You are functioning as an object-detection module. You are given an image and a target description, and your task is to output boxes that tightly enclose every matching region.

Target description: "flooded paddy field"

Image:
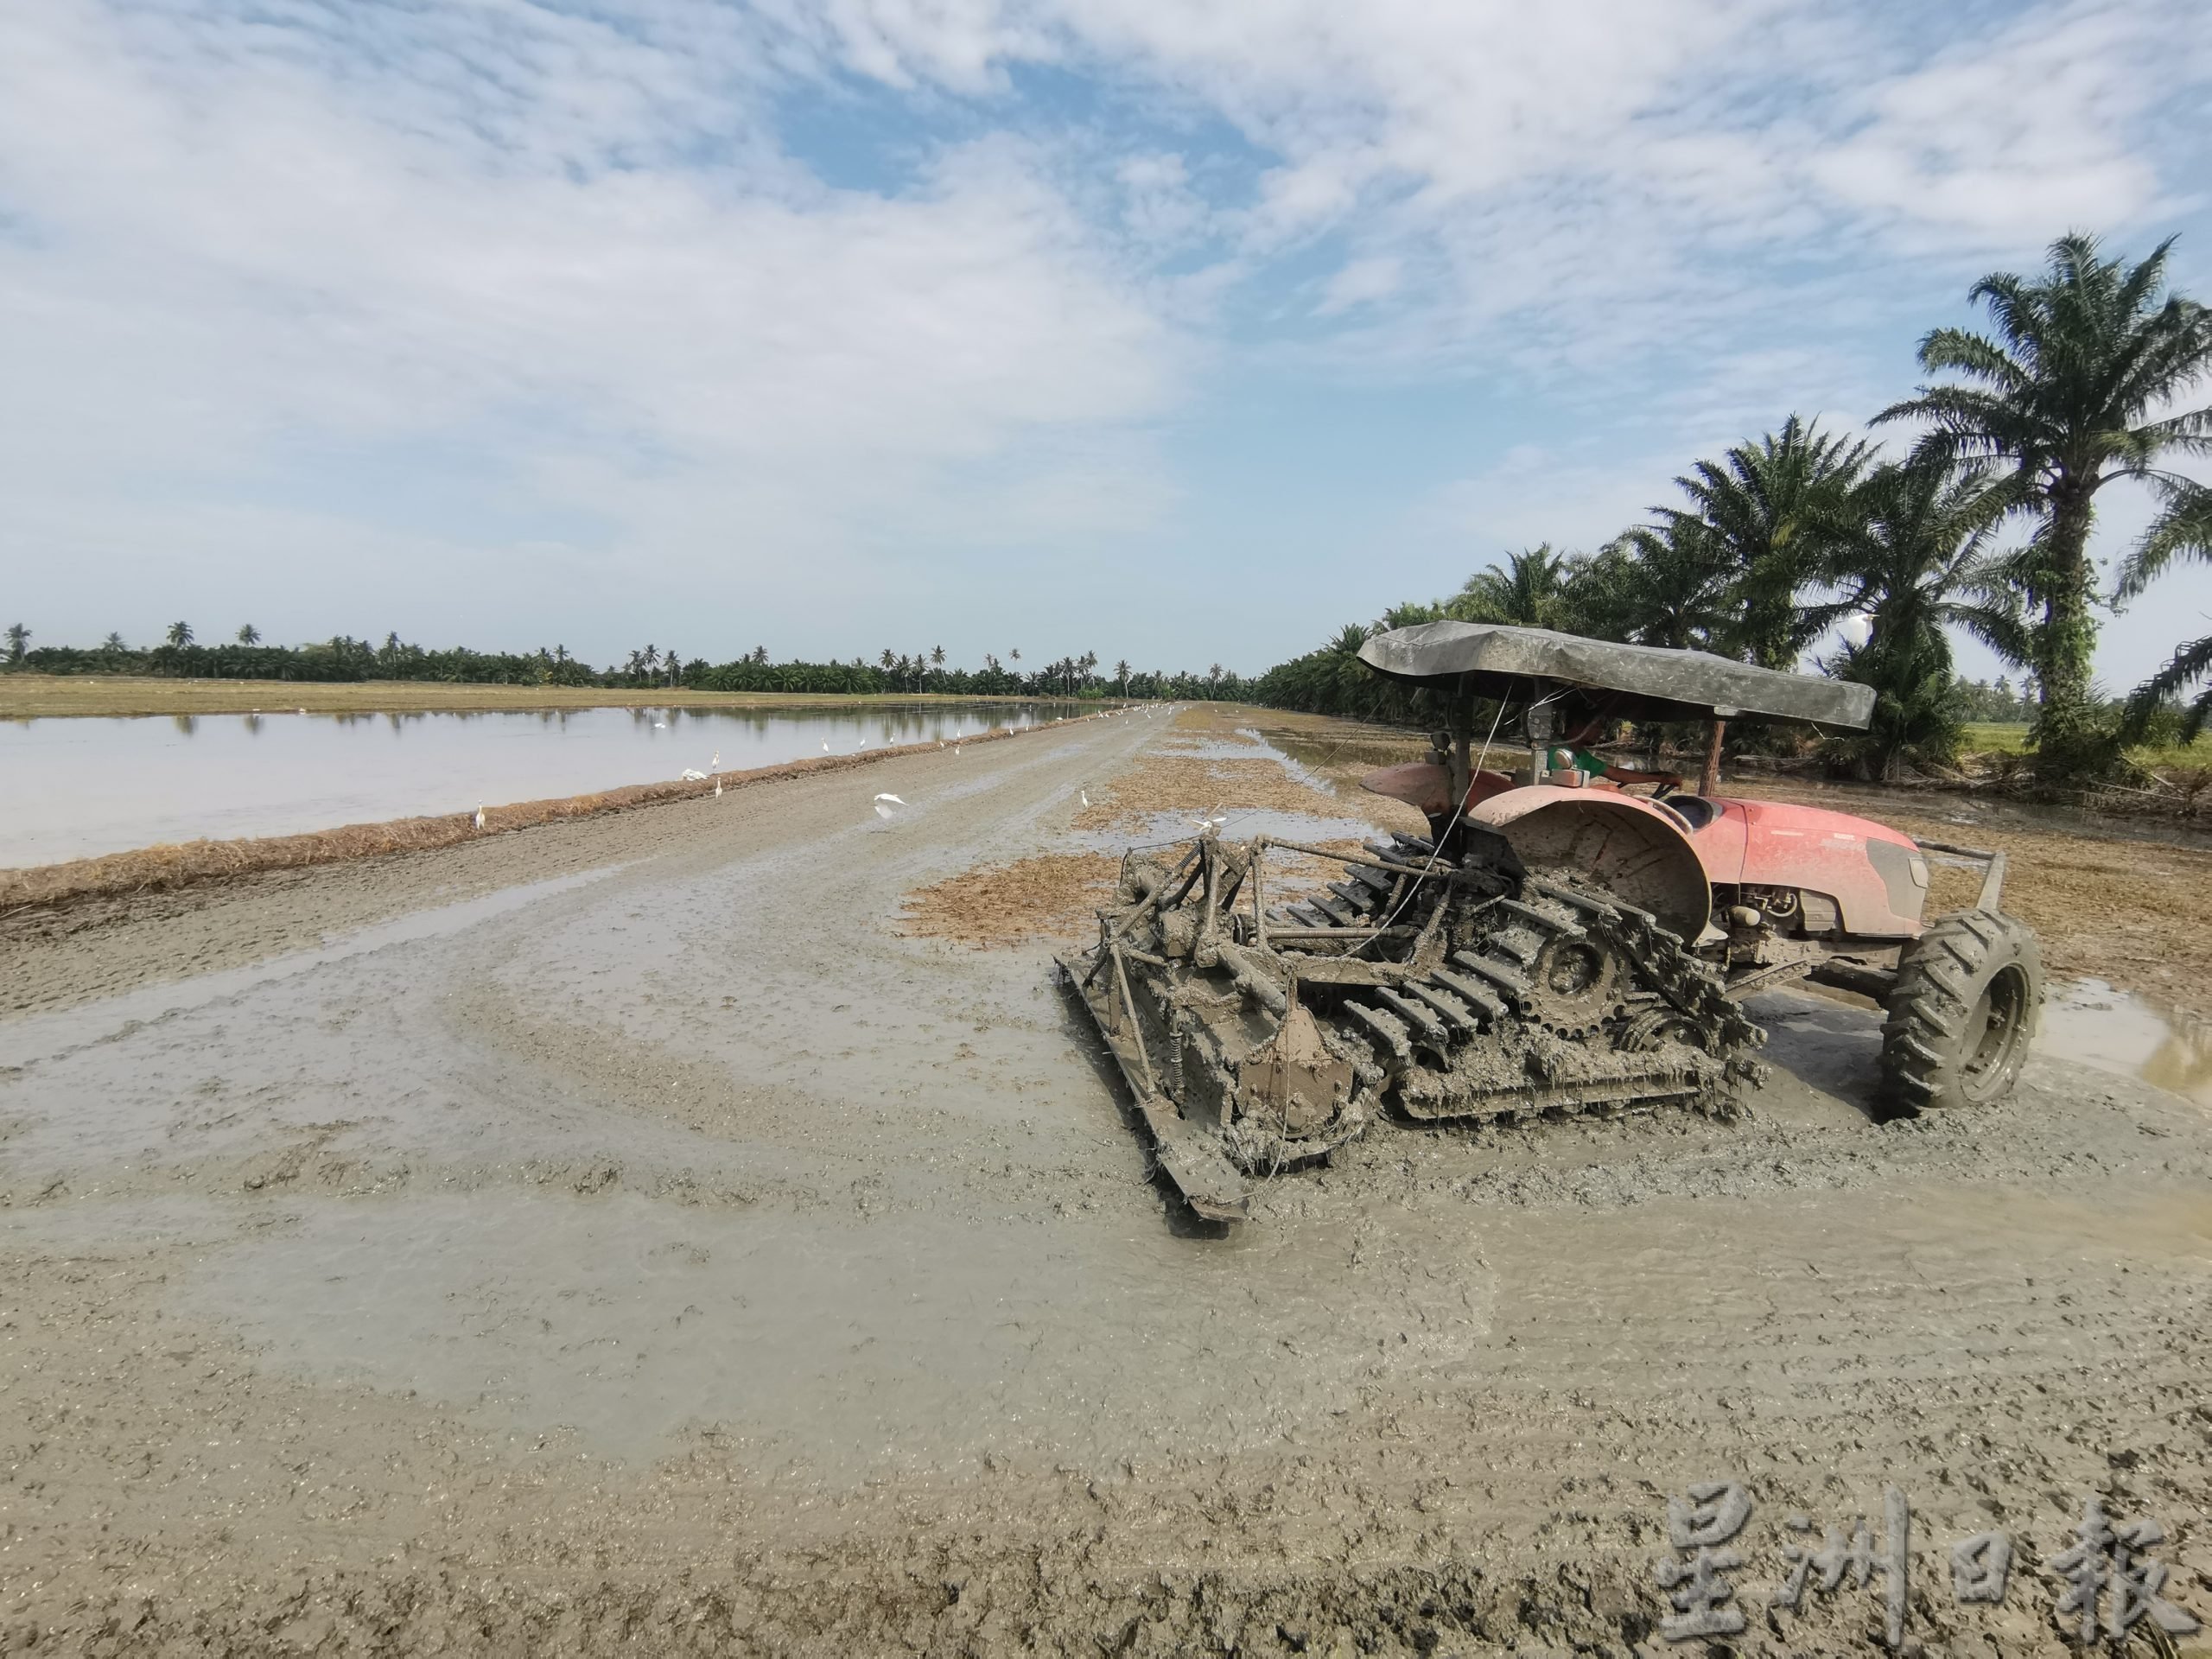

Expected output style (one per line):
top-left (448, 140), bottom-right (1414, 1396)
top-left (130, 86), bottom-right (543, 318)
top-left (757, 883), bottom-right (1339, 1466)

top-left (2, 707), bottom-right (2209, 1654)
top-left (0, 701), bottom-right (1073, 868)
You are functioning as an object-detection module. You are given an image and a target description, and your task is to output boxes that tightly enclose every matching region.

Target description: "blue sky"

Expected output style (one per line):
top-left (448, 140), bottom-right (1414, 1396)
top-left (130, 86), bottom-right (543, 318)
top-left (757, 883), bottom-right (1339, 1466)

top-left (3, 0), bottom-right (2211, 686)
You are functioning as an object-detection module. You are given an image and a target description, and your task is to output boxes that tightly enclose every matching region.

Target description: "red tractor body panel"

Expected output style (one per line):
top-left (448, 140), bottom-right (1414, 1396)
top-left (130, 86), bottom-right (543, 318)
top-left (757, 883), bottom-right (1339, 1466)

top-left (1705, 798), bottom-right (1925, 938)
top-left (1462, 784), bottom-right (1929, 943)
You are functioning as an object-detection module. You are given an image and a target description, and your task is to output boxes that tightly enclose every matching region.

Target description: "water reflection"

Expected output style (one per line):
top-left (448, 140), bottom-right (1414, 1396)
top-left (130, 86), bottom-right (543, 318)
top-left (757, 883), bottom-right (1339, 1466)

top-left (2, 702), bottom-right (1081, 868)
top-left (2043, 980), bottom-right (2212, 1109)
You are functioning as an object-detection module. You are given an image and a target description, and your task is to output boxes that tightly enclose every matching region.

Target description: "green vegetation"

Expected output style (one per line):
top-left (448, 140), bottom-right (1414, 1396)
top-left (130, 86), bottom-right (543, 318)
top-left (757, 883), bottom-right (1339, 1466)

top-left (1879, 234), bottom-right (2212, 777)
top-left (3, 632), bottom-right (1251, 705)
top-left (1258, 232), bottom-right (2212, 793)
top-left (1961, 722), bottom-right (2031, 754)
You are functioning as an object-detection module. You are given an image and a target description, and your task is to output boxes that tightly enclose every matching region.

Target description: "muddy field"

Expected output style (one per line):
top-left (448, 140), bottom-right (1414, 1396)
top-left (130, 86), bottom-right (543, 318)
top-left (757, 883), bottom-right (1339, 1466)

top-left (2, 707), bottom-right (2209, 1656)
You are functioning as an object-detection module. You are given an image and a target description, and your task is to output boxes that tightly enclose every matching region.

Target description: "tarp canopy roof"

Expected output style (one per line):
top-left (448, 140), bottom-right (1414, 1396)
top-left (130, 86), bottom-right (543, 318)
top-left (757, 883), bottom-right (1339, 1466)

top-left (1357, 621), bottom-right (1873, 730)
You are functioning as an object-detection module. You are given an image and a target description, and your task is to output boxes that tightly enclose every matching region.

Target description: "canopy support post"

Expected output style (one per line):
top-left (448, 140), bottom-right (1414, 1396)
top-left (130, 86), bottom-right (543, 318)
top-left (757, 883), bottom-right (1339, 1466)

top-left (1699, 718), bottom-right (1726, 796)
top-left (1447, 674), bottom-right (1473, 810)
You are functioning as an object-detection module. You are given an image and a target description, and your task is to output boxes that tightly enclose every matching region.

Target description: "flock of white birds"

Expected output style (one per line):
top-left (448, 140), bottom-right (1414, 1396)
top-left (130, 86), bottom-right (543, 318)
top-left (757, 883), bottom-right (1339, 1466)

top-left (465, 703), bottom-right (1179, 835)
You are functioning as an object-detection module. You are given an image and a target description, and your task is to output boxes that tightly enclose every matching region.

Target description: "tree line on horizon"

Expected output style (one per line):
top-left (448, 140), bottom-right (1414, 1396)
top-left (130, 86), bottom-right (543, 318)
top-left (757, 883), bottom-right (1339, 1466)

top-left (0, 622), bottom-right (1255, 704)
top-left (1255, 233), bottom-right (2212, 785)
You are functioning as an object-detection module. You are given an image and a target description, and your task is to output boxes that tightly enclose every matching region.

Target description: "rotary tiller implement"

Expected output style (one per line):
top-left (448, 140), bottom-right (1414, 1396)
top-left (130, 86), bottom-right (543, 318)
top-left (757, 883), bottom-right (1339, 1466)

top-left (1062, 623), bottom-right (2043, 1224)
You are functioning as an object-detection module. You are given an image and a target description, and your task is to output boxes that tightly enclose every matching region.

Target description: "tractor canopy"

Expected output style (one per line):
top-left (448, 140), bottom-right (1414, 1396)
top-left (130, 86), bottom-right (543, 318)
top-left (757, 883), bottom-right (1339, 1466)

top-left (1356, 621), bottom-right (1874, 730)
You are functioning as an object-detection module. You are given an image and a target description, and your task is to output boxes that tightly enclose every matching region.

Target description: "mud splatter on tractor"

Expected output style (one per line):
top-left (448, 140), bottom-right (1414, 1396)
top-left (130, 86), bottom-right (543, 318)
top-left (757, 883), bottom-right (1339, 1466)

top-left (1063, 623), bottom-right (2041, 1223)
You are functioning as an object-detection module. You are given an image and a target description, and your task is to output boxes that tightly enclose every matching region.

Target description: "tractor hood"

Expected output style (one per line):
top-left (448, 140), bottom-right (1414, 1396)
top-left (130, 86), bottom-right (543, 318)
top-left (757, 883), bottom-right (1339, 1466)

top-left (1357, 621), bottom-right (1874, 729)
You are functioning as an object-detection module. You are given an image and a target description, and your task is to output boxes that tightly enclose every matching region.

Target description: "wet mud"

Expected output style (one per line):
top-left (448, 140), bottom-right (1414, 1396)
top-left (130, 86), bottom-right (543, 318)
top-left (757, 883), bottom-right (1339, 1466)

top-left (2, 707), bottom-right (2209, 1656)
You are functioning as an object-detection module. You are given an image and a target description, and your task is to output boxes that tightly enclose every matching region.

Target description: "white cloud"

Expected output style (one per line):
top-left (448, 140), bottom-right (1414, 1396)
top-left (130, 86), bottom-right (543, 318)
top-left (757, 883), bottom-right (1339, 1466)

top-left (1808, 1), bottom-right (2195, 248)
top-left (3, 0), bottom-right (2210, 676)
top-left (1317, 256), bottom-right (1402, 315)
top-left (0, 0), bottom-right (1180, 658)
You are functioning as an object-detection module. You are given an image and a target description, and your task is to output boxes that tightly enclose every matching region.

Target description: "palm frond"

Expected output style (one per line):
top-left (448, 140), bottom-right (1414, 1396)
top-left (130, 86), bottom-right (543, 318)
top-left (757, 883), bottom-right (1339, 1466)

top-left (2116, 480), bottom-right (2212, 598)
top-left (2123, 632), bottom-right (2212, 743)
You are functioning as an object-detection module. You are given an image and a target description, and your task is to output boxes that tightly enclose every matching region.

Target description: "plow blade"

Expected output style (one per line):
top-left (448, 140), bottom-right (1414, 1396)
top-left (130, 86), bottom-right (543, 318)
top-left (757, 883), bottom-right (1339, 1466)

top-left (1059, 952), bottom-right (1253, 1222)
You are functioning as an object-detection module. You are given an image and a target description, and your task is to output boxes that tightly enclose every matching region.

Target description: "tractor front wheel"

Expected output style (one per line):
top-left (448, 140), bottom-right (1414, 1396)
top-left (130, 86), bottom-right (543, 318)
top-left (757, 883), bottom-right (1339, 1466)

top-left (1879, 912), bottom-right (2042, 1113)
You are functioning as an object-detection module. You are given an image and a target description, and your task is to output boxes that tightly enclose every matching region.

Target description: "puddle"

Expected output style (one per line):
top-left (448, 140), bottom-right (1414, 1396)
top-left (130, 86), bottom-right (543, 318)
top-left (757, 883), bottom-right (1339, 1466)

top-left (0, 702), bottom-right (1079, 867)
top-left (2041, 979), bottom-right (2212, 1108)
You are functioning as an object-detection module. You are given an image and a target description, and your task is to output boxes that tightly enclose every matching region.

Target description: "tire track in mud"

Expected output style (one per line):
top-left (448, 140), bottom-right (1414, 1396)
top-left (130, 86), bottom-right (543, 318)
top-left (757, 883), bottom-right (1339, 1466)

top-left (4, 708), bottom-right (2212, 1656)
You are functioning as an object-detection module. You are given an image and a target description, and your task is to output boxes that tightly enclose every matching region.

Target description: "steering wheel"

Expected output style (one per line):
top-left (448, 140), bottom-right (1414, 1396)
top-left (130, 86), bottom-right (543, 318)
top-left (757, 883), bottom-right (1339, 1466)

top-left (1651, 779), bottom-right (1680, 798)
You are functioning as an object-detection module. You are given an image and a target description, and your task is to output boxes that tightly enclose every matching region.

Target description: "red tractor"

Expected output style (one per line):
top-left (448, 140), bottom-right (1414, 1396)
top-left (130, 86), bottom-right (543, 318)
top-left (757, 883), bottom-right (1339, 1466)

top-left (1065, 622), bottom-right (2042, 1223)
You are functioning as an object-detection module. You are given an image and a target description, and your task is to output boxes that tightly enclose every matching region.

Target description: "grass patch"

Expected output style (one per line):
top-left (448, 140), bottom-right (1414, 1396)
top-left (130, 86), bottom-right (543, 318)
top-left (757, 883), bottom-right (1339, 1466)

top-left (2131, 735), bottom-right (2212, 776)
top-left (1961, 721), bottom-right (2031, 753)
top-left (1958, 721), bottom-right (2209, 776)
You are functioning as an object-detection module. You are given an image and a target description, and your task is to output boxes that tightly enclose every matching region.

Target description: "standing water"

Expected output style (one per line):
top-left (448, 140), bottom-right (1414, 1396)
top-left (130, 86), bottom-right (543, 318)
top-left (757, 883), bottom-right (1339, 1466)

top-left (3, 702), bottom-right (1077, 868)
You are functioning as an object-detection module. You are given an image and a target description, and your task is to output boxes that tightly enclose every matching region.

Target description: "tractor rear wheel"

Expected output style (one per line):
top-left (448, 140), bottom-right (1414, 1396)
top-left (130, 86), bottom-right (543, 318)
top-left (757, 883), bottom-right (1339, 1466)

top-left (1879, 911), bottom-right (2042, 1113)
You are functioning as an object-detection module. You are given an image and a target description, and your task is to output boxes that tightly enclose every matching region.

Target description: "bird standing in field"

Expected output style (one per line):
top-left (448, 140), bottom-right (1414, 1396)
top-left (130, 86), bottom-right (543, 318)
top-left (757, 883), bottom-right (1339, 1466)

top-left (474, 804), bottom-right (486, 830)
top-left (714, 777), bottom-right (723, 798)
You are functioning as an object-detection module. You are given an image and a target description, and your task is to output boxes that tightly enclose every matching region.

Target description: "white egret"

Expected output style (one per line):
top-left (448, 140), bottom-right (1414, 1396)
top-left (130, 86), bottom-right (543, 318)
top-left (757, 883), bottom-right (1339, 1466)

top-left (873, 792), bottom-right (906, 821)
top-left (714, 777), bottom-right (723, 798)
top-left (822, 739), bottom-right (831, 753)
top-left (1080, 789), bottom-right (1090, 807)
top-left (680, 768), bottom-right (709, 781)
top-left (474, 804), bottom-right (486, 830)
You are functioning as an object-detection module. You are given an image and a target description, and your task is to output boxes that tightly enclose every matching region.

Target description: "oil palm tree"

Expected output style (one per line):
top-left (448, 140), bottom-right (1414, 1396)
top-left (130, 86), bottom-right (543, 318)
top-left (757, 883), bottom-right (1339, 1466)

top-left (166, 620), bottom-right (194, 647)
top-left (1446, 544), bottom-right (1579, 628)
top-left (236, 624), bottom-right (260, 645)
top-left (1815, 461), bottom-right (2029, 779)
top-left (1661, 416), bottom-right (1872, 668)
top-left (2116, 488), bottom-right (2212, 741)
top-left (1877, 233), bottom-right (2212, 775)
top-left (1592, 520), bottom-right (1735, 652)
top-left (5, 623), bottom-right (29, 663)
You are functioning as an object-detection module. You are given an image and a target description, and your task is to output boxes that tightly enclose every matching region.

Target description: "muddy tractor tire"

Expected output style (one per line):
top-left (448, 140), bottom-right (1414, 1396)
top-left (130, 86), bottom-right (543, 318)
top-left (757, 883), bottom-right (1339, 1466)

top-left (1879, 911), bottom-right (2042, 1113)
